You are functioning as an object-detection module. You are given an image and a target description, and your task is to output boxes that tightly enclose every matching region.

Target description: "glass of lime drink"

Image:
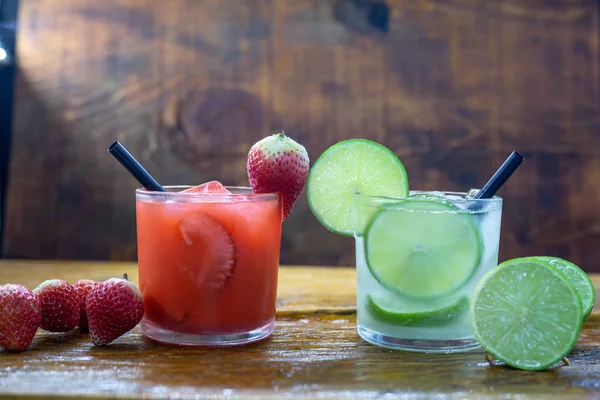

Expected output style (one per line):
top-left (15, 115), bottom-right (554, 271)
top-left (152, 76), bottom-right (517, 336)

top-left (354, 191), bottom-right (502, 352)
top-left (306, 140), bottom-right (522, 353)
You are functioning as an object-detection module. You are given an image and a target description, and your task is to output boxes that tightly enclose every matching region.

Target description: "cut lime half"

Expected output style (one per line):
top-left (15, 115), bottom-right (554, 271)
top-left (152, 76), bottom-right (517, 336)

top-left (470, 258), bottom-right (583, 371)
top-left (306, 139), bottom-right (408, 236)
top-left (533, 256), bottom-right (595, 321)
top-left (368, 294), bottom-right (468, 326)
top-left (365, 200), bottom-right (481, 299)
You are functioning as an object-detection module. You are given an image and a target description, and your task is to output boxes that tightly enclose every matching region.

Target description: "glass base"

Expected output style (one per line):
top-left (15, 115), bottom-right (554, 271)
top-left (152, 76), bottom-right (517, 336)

top-left (141, 318), bottom-right (275, 347)
top-left (358, 325), bottom-right (481, 353)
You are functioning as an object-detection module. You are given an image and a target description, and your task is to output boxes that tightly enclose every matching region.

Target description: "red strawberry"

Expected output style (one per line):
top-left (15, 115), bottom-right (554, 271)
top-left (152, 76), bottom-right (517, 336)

top-left (247, 132), bottom-right (309, 219)
top-left (73, 280), bottom-right (98, 333)
top-left (86, 273), bottom-right (145, 346)
top-left (0, 284), bottom-right (41, 351)
top-left (33, 279), bottom-right (79, 332)
top-left (178, 211), bottom-right (237, 291)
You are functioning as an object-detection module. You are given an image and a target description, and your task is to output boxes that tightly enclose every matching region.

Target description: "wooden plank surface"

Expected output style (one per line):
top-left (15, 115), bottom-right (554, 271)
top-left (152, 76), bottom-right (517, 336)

top-left (4, 0), bottom-right (600, 272)
top-left (0, 260), bottom-right (598, 399)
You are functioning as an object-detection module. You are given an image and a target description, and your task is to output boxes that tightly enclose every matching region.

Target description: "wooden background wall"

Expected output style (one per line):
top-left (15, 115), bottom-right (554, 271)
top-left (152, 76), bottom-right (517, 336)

top-left (4, 0), bottom-right (600, 272)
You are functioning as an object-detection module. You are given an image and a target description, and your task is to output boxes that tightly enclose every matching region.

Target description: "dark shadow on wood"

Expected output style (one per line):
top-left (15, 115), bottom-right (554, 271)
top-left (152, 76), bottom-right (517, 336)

top-left (2, 71), bottom-right (70, 259)
top-left (0, 0), bottom-right (18, 257)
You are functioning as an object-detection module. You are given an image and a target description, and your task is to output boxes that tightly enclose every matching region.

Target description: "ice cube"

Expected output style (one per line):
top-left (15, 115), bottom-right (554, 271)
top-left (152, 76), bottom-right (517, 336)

top-left (465, 188), bottom-right (480, 199)
top-left (409, 191), bottom-right (447, 201)
top-left (181, 181), bottom-right (231, 194)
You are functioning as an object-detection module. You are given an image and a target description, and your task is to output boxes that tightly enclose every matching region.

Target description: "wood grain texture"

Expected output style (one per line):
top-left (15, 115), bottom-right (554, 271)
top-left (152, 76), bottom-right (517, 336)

top-left (4, 0), bottom-right (600, 271)
top-left (0, 261), bottom-right (598, 399)
top-left (0, 260), bottom-right (357, 314)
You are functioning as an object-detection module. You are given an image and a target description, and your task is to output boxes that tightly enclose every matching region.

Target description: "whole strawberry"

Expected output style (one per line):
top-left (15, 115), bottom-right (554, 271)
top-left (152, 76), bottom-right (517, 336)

top-left (87, 273), bottom-right (144, 346)
top-left (0, 284), bottom-right (41, 351)
top-left (73, 279), bottom-right (98, 333)
top-left (33, 279), bottom-right (79, 332)
top-left (247, 131), bottom-right (309, 219)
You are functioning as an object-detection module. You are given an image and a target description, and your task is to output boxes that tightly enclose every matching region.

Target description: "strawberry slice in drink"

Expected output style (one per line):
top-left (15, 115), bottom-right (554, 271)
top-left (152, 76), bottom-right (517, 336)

top-left (179, 181), bottom-right (236, 289)
top-left (178, 212), bottom-right (237, 291)
top-left (181, 181), bottom-right (231, 194)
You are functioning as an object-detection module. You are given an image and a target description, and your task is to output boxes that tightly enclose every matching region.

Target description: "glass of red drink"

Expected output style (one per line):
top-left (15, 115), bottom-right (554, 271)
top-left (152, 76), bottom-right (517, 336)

top-left (136, 184), bottom-right (282, 346)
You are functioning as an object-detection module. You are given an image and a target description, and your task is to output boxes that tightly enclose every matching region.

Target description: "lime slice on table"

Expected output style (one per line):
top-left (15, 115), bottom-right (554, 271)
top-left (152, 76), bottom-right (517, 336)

top-left (368, 294), bottom-right (469, 326)
top-left (306, 139), bottom-right (409, 236)
top-left (470, 258), bottom-right (583, 371)
top-left (365, 200), bottom-right (482, 299)
top-left (533, 256), bottom-right (595, 321)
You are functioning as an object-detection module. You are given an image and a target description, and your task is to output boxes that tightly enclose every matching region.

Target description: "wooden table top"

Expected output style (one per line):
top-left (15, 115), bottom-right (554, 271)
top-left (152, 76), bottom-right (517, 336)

top-left (0, 260), bottom-right (598, 399)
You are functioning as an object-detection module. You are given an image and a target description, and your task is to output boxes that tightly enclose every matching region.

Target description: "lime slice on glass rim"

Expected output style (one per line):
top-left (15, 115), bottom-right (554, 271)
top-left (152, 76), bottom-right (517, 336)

top-left (470, 258), bottom-right (583, 371)
top-left (368, 294), bottom-right (469, 326)
top-left (365, 199), bottom-right (482, 299)
top-left (532, 256), bottom-right (595, 321)
top-left (306, 139), bottom-right (409, 236)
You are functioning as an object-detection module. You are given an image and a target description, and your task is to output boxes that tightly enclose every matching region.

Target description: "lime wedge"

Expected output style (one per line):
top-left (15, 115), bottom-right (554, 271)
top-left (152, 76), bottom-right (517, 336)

top-left (365, 200), bottom-right (481, 298)
top-left (368, 294), bottom-right (468, 326)
top-left (470, 258), bottom-right (583, 371)
top-left (306, 139), bottom-right (408, 236)
top-left (533, 256), bottom-right (595, 321)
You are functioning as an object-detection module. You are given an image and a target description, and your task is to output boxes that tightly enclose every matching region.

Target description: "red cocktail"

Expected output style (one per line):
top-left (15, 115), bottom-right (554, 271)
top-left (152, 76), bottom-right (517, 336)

top-left (136, 183), bottom-right (281, 346)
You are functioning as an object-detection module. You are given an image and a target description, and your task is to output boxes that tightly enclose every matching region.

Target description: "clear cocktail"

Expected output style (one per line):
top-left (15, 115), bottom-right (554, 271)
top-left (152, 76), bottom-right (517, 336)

top-left (136, 185), bottom-right (282, 346)
top-left (354, 191), bottom-right (502, 352)
top-left (306, 139), bottom-right (508, 353)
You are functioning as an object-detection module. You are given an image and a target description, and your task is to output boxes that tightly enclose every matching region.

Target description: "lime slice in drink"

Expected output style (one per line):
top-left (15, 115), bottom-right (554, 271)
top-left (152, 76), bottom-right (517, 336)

top-left (365, 200), bottom-right (481, 298)
top-left (533, 256), bottom-right (595, 321)
top-left (368, 294), bottom-right (468, 326)
top-left (306, 139), bottom-right (408, 236)
top-left (470, 258), bottom-right (583, 371)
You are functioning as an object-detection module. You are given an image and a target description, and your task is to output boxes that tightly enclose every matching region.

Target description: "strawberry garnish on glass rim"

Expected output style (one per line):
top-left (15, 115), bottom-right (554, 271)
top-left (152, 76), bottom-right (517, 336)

top-left (246, 131), bottom-right (309, 220)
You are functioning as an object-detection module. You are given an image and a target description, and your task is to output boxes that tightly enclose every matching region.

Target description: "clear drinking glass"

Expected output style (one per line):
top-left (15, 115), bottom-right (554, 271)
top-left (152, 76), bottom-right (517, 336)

top-left (136, 186), bottom-right (282, 346)
top-left (354, 191), bottom-right (502, 352)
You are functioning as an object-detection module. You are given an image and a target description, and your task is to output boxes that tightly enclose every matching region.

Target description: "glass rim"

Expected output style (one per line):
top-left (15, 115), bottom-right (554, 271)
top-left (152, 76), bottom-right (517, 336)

top-left (136, 185), bottom-right (279, 201)
top-left (355, 190), bottom-right (502, 203)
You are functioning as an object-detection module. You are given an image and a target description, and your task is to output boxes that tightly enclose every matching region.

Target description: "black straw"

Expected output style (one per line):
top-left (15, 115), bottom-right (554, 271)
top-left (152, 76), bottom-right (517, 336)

top-left (108, 141), bottom-right (166, 192)
top-left (472, 151), bottom-right (524, 199)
